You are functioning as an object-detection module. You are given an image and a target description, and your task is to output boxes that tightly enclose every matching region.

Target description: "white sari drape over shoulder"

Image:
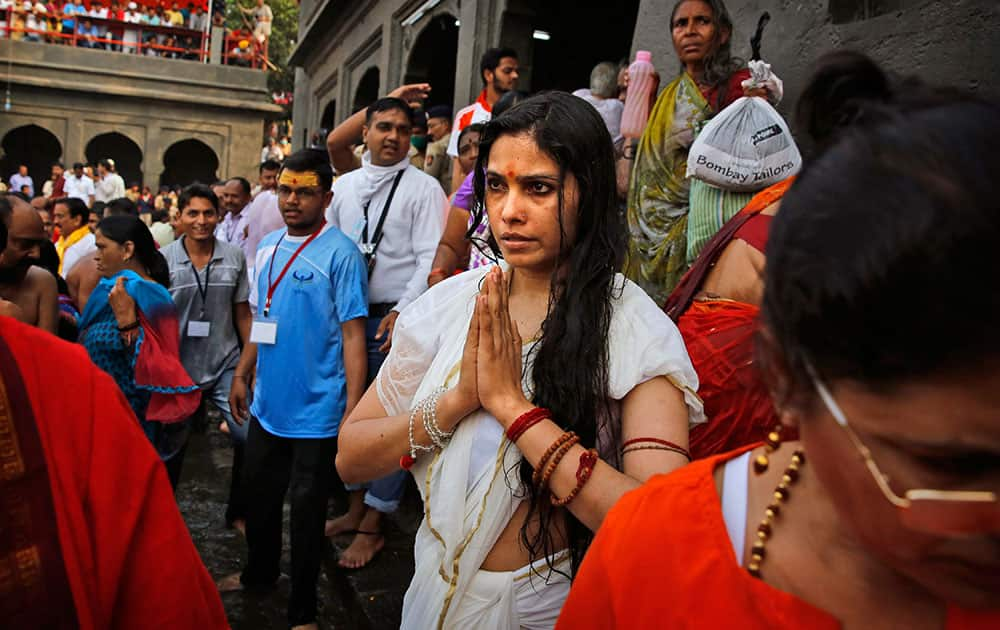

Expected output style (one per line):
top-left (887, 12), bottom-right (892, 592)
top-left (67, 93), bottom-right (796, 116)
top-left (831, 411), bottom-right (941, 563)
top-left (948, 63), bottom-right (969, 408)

top-left (376, 264), bottom-right (704, 630)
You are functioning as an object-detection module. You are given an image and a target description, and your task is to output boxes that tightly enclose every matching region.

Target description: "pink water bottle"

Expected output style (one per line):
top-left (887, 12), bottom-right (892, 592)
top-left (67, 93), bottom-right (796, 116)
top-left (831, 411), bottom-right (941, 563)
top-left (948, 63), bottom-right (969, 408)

top-left (621, 50), bottom-right (656, 139)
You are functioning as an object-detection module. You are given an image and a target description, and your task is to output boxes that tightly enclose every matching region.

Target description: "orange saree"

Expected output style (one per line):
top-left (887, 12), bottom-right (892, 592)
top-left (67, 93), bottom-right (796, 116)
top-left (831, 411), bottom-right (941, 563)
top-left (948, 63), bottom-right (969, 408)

top-left (557, 450), bottom-right (1000, 629)
top-left (0, 317), bottom-right (228, 629)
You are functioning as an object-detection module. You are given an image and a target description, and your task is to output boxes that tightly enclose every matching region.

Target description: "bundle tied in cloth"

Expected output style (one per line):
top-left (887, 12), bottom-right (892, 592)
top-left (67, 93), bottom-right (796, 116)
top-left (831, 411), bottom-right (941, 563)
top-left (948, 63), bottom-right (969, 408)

top-left (686, 59), bottom-right (801, 192)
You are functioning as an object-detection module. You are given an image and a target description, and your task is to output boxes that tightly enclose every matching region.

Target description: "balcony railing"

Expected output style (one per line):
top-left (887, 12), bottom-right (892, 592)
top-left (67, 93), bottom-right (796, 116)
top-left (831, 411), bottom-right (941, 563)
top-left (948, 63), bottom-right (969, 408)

top-left (0, 8), bottom-right (268, 69)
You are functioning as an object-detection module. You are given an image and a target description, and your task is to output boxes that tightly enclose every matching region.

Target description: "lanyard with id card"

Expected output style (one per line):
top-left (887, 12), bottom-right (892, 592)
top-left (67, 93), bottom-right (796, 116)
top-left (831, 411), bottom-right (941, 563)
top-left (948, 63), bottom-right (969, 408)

top-left (182, 239), bottom-right (214, 338)
top-left (360, 170), bottom-right (405, 278)
top-left (251, 222), bottom-right (326, 345)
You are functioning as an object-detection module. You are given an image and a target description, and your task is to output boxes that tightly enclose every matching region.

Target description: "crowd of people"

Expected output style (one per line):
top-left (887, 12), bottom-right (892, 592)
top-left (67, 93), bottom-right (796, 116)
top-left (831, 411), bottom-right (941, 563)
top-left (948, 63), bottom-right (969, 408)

top-left (0, 0), bottom-right (270, 63)
top-left (1, 0), bottom-right (998, 628)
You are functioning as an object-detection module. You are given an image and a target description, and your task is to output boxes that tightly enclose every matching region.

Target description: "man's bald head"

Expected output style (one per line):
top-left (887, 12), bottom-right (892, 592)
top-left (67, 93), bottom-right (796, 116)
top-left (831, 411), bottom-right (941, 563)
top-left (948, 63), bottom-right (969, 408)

top-left (10, 198), bottom-right (45, 235)
top-left (0, 196), bottom-right (46, 276)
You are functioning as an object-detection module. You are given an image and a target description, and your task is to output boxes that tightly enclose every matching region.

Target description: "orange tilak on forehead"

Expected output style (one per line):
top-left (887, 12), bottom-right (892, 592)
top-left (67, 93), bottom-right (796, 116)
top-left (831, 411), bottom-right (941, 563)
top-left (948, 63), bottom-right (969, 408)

top-left (278, 170), bottom-right (320, 187)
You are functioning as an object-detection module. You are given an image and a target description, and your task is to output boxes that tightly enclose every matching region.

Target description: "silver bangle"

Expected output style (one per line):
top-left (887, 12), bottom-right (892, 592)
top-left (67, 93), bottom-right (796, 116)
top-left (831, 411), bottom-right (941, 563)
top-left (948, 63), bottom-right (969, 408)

top-left (420, 386), bottom-right (452, 449)
top-left (408, 402), bottom-right (435, 460)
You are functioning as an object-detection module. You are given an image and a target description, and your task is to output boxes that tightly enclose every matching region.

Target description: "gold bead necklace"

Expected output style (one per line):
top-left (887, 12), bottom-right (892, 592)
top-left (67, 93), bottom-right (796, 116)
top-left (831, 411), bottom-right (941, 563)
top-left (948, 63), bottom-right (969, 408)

top-left (747, 449), bottom-right (805, 578)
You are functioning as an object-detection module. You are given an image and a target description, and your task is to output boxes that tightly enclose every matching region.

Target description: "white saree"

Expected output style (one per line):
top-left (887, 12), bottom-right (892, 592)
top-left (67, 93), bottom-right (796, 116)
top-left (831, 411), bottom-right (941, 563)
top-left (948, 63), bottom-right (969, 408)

top-left (376, 264), bottom-right (704, 630)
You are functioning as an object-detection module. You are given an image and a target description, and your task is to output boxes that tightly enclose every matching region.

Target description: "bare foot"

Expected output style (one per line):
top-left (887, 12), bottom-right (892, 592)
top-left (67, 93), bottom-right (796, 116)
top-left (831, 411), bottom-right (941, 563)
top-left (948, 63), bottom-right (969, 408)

top-left (219, 421), bottom-right (230, 435)
top-left (231, 518), bottom-right (246, 536)
top-left (337, 531), bottom-right (384, 569)
top-left (291, 624), bottom-right (318, 630)
top-left (325, 512), bottom-right (362, 537)
top-left (216, 572), bottom-right (243, 592)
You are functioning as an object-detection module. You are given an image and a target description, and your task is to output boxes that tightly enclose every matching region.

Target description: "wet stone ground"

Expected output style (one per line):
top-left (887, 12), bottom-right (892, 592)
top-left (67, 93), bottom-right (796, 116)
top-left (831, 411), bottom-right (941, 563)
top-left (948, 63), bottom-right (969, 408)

top-left (176, 423), bottom-right (418, 630)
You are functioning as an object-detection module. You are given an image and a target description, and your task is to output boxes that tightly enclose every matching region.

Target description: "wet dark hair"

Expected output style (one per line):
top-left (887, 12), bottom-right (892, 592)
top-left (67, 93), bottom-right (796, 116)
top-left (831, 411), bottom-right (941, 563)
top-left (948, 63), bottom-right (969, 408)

top-left (281, 148), bottom-right (334, 192)
top-left (364, 97), bottom-right (412, 125)
top-left (670, 0), bottom-right (743, 105)
top-left (226, 176), bottom-right (252, 197)
top-left (471, 91), bottom-right (625, 577)
top-left (178, 183), bottom-right (219, 213)
top-left (762, 53), bottom-right (999, 408)
top-left (105, 197), bottom-right (139, 217)
top-left (96, 215), bottom-right (170, 288)
top-left (53, 197), bottom-right (89, 227)
top-left (480, 47), bottom-right (518, 84)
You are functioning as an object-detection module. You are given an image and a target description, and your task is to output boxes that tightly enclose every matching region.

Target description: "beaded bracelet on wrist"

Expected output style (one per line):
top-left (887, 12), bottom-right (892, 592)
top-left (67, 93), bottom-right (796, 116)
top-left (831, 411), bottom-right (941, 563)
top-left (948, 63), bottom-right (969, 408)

top-left (532, 431), bottom-right (576, 487)
top-left (538, 434), bottom-right (580, 491)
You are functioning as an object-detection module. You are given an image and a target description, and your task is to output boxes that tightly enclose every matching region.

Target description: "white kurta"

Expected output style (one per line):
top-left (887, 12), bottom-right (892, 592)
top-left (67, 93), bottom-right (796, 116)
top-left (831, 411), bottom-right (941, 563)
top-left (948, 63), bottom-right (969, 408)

top-left (376, 264), bottom-right (704, 629)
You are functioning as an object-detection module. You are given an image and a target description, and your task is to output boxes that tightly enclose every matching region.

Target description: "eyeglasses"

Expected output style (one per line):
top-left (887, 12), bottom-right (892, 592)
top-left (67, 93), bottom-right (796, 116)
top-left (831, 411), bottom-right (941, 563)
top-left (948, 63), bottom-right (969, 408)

top-left (809, 366), bottom-right (1000, 536)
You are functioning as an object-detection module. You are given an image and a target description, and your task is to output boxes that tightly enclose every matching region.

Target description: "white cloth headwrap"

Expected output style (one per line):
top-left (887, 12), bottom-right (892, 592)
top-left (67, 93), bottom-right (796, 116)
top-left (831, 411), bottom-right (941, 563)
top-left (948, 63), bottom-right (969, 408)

top-left (356, 151), bottom-right (410, 210)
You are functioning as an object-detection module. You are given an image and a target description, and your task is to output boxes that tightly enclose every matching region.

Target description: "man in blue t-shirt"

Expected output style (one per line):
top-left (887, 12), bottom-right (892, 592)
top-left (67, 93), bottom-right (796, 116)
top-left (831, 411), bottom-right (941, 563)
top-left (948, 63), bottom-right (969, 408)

top-left (222, 149), bottom-right (368, 629)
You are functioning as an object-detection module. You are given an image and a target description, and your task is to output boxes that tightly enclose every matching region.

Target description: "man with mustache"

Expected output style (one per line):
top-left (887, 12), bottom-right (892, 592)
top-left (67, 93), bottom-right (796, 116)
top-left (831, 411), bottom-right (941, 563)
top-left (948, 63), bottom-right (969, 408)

top-left (324, 96), bottom-right (447, 569)
top-left (0, 194), bottom-right (58, 334)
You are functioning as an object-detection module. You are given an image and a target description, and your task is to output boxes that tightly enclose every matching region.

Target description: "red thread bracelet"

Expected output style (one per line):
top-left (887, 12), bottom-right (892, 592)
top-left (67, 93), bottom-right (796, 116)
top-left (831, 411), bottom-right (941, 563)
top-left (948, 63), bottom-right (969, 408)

top-left (506, 407), bottom-right (551, 442)
top-left (622, 437), bottom-right (691, 461)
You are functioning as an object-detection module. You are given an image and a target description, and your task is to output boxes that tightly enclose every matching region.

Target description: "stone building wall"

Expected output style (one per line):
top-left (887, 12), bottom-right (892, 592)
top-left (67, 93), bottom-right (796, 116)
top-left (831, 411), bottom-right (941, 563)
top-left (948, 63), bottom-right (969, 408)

top-left (630, 0), bottom-right (1000, 120)
top-left (0, 40), bottom-right (280, 188)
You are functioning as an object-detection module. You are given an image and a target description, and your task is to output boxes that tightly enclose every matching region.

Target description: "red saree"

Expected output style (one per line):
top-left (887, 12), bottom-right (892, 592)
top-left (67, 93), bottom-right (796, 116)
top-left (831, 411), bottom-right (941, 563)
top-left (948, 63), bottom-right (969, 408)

top-left (0, 317), bottom-right (228, 629)
top-left (557, 450), bottom-right (1000, 629)
top-left (664, 179), bottom-right (795, 458)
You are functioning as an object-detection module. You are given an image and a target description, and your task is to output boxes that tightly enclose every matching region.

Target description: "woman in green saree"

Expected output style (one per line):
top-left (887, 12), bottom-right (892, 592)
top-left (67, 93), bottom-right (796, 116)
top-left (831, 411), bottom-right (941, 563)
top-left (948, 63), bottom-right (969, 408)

top-left (624, 0), bottom-right (757, 304)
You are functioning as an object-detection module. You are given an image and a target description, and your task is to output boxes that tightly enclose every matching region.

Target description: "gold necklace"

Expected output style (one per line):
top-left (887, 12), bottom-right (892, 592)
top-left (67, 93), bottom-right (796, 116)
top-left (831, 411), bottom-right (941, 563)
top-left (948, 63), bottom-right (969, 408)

top-left (748, 450), bottom-right (805, 578)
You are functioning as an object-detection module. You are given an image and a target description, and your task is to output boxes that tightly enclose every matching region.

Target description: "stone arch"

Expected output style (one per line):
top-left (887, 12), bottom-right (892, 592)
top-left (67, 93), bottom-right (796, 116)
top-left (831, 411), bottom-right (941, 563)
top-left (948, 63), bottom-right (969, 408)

top-left (85, 132), bottom-right (144, 188)
top-left (511, 0), bottom-right (640, 93)
top-left (320, 99), bottom-right (337, 131)
top-left (404, 13), bottom-right (459, 111)
top-left (352, 66), bottom-right (380, 113)
top-left (160, 139), bottom-right (219, 188)
top-left (0, 125), bottom-right (62, 196)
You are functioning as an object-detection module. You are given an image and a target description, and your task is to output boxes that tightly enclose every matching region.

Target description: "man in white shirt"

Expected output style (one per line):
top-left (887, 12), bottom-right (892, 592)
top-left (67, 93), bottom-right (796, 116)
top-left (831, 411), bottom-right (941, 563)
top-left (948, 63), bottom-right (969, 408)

top-left (122, 2), bottom-right (142, 53)
top-left (218, 177), bottom-right (251, 249)
top-left (324, 96), bottom-right (446, 569)
top-left (94, 159), bottom-right (126, 204)
top-left (573, 61), bottom-right (625, 145)
top-left (52, 197), bottom-right (96, 276)
top-left (9, 165), bottom-right (34, 198)
top-left (246, 0), bottom-right (271, 44)
top-left (242, 159), bottom-right (282, 280)
top-left (63, 162), bottom-right (95, 207)
top-left (446, 47), bottom-right (519, 191)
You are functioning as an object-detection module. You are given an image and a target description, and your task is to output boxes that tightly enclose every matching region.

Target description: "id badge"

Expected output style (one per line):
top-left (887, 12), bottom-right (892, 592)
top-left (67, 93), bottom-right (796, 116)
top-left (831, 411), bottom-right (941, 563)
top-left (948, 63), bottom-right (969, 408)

top-left (187, 320), bottom-right (211, 337)
top-left (250, 318), bottom-right (278, 345)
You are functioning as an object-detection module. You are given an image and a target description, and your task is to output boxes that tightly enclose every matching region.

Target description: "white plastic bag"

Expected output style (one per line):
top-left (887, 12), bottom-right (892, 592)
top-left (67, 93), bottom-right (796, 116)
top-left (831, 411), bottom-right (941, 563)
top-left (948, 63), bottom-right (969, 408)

top-left (686, 96), bottom-right (801, 192)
